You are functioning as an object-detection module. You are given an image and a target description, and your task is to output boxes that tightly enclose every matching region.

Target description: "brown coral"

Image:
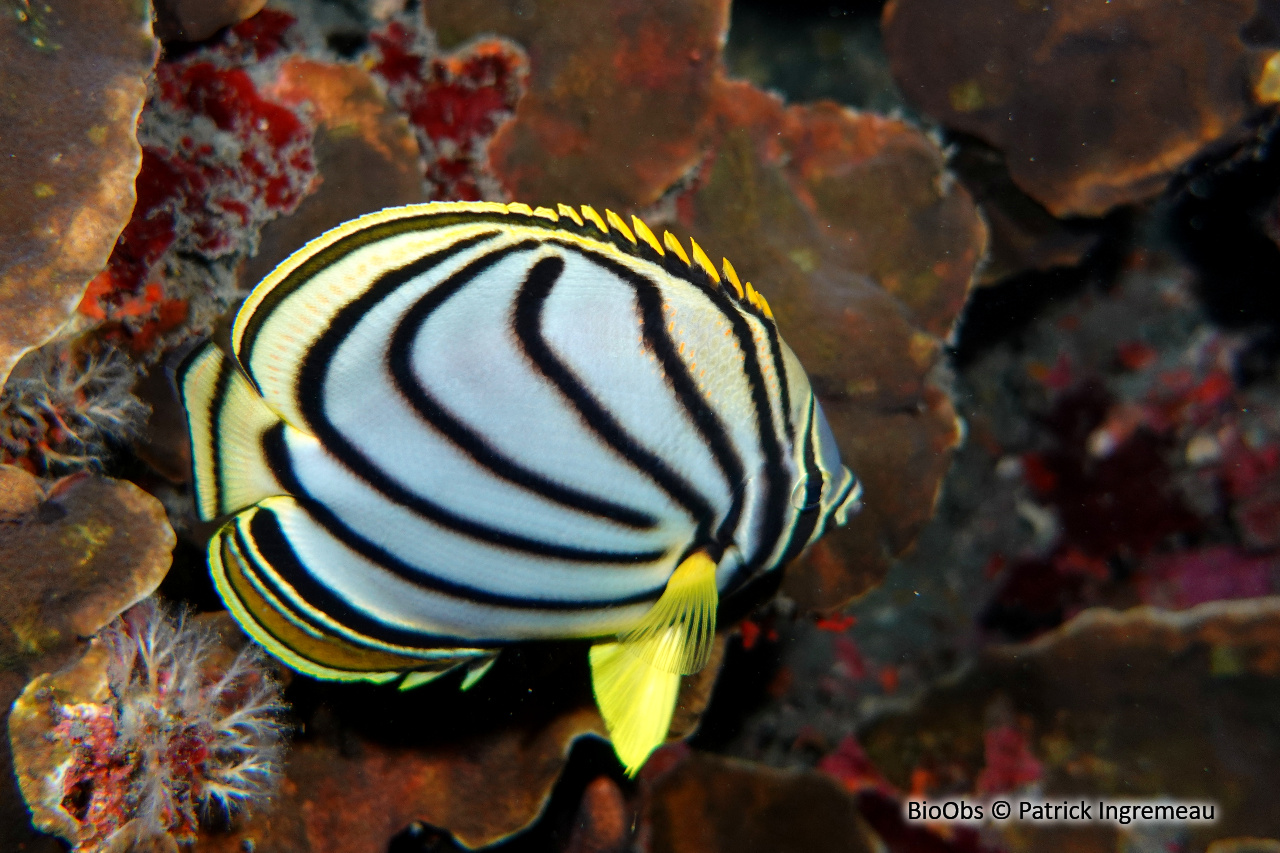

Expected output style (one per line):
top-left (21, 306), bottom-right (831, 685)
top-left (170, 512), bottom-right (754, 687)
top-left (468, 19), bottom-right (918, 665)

top-left (0, 465), bottom-right (175, 851)
top-left (0, 0), bottom-right (158, 386)
top-left (883, 0), bottom-right (1271, 217)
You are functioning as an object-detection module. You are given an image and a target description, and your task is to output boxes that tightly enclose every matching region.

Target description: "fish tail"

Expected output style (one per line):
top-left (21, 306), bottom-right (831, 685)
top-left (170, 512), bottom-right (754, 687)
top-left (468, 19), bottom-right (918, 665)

top-left (177, 342), bottom-right (283, 520)
top-left (589, 550), bottom-right (719, 775)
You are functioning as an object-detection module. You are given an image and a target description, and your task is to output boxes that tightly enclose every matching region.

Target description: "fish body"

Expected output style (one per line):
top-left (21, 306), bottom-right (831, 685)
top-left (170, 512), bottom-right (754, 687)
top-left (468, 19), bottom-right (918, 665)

top-left (178, 201), bottom-right (861, 773)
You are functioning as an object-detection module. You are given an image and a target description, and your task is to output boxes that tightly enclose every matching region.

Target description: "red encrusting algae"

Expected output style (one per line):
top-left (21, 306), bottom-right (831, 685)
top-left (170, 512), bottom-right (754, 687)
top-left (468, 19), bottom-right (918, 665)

top-left (367, 19), bottom-right (527, 201)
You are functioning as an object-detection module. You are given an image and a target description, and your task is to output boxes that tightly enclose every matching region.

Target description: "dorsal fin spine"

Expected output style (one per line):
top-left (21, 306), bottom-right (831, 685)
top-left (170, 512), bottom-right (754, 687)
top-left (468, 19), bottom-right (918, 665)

top-left (580, 205), bottom-right (609, 234)
top-left (557, 203), bottom-right (585, 226)
top-left (688, 238), bottom-right (720, 283)
top-left (631, 216), bottom-right (664, 256)
top-left (663, 231), bottom-right (692, 266)
top-left (506, 202), bottom-right (534, 216)
top-left (721, 258), bottom-right (745, 299)
top-left (605, 209), bottom-right (638, 244)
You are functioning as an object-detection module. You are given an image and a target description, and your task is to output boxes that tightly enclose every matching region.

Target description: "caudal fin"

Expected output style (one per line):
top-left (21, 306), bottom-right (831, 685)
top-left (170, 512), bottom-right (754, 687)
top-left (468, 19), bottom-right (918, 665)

top-left (177, 342), bottom-right (284, 520)
top-left (589, 550), bottom-right (719, 775)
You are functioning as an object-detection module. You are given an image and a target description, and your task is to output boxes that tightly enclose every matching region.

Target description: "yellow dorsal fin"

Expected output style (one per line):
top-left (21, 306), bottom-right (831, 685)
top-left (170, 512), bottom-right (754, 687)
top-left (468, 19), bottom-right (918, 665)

top-left (663, 231), bottom-right (692, 266)
top-left (688, 239), bottom-right (721, 284)
top-left (745, 282), bottom-right (761, 309)
top-left (721, 258), bottom-right (745, 299)
top-left (506, 202), bottom-right (534, 216)
top-left (557, 203), bottom-right (584, 226)
top-left (532, 206), bottom-right (558, 221)
top-left (580, 205), bottom-right (608, 234)
top-left (756, 290), bottom-right (774, 318)
top-left (589, 641), bottom-right (681, 776)
top-left (620, 550), bottom-right (718, 674)
top-left (632, 215), bottom-right (664, 256)
top-left (606, 209), bottom-right (637, 244)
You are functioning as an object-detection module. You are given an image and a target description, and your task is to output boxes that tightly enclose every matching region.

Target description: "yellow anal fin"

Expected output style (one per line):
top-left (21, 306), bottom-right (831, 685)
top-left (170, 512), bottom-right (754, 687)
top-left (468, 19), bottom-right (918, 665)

top-left (589, 641), bottom-right (681, 776)
top-left (619, 550), bottom-right (718, 675)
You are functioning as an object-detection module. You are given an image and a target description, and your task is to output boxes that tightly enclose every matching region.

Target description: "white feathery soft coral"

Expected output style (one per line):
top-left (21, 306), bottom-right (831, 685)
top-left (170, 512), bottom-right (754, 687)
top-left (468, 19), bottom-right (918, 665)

top-left (53, 598), bottom-right (288, 851)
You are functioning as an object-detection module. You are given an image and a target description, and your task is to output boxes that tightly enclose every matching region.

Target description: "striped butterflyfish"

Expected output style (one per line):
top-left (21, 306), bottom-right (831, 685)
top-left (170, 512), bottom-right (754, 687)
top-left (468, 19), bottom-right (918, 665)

top-left (178, 201), bottom-right (861, 774)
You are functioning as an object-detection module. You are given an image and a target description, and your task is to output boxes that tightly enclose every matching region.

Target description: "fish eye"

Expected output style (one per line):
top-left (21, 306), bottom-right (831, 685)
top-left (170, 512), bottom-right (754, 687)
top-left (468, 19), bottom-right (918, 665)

top-left (790, 476), bottom-right (822, 511)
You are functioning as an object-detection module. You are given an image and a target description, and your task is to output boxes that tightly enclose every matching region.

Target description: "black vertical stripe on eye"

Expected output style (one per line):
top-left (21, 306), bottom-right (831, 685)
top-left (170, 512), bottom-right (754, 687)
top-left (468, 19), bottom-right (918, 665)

top-left (385, 259), bottom-right (659, 531)
top-left (512, 253), bottom-right (719, 543)
top-left (260, 423), bottom-right (666, 611)
top-left (290, 237), bottom-right (662, 564)
top-left (548, 244), bottom-right (747, 549)
top-left (766, 397), bottom-right (826, 581)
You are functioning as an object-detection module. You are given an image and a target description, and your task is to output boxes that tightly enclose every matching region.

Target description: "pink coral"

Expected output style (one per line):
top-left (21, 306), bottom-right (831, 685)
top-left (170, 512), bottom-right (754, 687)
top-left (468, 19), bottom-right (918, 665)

top-left (50, 600), bottom-right (286, 851)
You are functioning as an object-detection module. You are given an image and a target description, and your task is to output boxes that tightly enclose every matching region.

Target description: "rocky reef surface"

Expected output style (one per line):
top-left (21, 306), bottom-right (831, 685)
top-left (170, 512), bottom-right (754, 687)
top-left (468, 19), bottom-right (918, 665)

top-left (3, 0), bottom-right (1279, 851)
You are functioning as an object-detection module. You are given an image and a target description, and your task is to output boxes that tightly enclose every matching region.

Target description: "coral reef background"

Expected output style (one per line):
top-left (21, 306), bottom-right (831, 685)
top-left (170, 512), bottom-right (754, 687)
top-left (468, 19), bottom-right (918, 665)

top-left (5, 0), bottom-right (1280, 850)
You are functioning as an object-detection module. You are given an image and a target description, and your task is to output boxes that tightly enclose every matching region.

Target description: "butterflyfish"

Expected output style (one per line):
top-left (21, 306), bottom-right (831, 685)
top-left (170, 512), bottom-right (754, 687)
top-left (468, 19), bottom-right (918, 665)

top-left (177, 201), bottom-right (862, 774)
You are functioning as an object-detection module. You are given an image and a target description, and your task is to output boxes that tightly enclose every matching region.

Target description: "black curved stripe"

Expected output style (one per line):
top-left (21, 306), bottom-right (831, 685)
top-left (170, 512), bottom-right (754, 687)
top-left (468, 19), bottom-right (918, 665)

top-left (511, 254), bottom-right (719, 543)
top-left (222, 525), bottom-right (366, 656)
top-left (235, 510), bottom-right (494, 649)
top-left (240, 212), bottom-right (540, 372)
top-left (207, 353), bottom-right (233, 516)
top-left (555, 242), bottom-right (791, 570)
top-left (677, 267), bottom-right (793, 576)
top-left (294, 237), bottom-right (662, 563)
top-left (385, 259), bottom-right (658, 530)
top-left (262, 424), bottom-right (667, 611)
top-left (762, 321), bottom-right (796, 444)
top-left (547, 244), bottom-right (748, 551)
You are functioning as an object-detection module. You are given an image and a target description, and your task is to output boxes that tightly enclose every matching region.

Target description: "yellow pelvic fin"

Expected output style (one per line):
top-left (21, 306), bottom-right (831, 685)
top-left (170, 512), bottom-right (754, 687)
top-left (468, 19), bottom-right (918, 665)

top-left (589, 641), bottom-right (681, 776)
top-left (620, 550), bottom-right (719, 675)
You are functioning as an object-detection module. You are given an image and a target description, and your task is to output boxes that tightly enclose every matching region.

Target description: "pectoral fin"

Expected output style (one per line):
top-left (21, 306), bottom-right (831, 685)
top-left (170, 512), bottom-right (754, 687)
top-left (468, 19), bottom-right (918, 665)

top-left (589, 550), bottom-right (720, 775)
top-left (619, 550), bottom-right (718, 674)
